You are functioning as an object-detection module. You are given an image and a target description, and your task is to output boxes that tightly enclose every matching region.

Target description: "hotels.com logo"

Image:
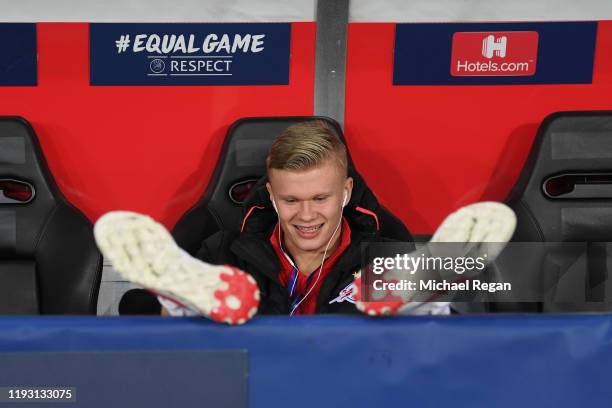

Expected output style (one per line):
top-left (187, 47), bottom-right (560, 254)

top-left (482, 35), bottom-right (507, 58)
top-left (450, 31), bottom-right (539, 77)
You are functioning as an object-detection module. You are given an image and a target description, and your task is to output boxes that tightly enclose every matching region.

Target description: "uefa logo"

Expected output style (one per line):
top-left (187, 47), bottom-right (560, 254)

top-left (149, 58), bottom-right (165, 74)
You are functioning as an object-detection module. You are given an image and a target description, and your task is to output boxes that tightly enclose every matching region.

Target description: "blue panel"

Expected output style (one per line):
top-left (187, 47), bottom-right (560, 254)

top-left (0, 24), bottom-right (37, 86)
top-left (0, 350), bottom-right (246, 408)
top-left (393, 22), bottom-right (597, 85)
top-left (90, 23), bottom-right (291, 85)
top-left (0, 316), bottom-right (611, 407)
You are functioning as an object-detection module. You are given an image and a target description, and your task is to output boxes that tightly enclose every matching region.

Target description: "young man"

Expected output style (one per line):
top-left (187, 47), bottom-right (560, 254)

top-left (95, 121), bottom-right (516, 324)
top-left (192, 120), bottom-right (403, 316)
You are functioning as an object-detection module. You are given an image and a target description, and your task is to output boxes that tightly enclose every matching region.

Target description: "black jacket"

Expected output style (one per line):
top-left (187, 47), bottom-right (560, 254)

top-left (195, 174), bottom-right (414, 315)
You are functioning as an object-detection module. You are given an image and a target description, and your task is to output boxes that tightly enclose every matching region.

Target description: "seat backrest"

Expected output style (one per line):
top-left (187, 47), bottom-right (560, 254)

top-left (173, 116), bottom-right (412, 255)
top-left (507, 111), bottom-right (612, 242)
top-left (0, 117), bottom-right (102, 314)
top-left (496, 111), bottom-right (612, 311)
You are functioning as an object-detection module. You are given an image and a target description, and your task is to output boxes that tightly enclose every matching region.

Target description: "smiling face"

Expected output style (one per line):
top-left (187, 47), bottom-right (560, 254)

top-left (267, 158), bottom-right (353, 258)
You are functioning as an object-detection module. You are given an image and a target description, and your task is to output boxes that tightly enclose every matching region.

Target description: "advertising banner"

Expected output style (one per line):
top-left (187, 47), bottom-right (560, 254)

top-left (393, 22), bottom-right (597, 85)
top-left (90, 23), bottom-right (291, 85)
top-left (0, 24), bottom-right (36, 86)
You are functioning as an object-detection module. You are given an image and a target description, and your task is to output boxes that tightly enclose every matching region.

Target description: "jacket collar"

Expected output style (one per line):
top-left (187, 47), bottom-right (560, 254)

top-left (230, 223), bottom-right (370, 288)
top-left (239, 170), bottom-right (383, 236)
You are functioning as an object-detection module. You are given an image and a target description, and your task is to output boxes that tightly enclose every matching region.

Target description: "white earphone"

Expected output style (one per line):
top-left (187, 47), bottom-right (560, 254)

top-left (271, 190), bottom-right (348, 213)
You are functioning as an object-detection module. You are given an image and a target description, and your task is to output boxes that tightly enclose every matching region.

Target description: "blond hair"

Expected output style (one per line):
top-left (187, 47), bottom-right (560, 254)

top-left (266, 120), bottom-right (348, 176)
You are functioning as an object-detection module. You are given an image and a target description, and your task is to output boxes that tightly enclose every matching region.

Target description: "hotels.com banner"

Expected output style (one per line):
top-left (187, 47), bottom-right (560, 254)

top-left (393, 22), bottom-right (597, 85)
top-left (450, 31), bottom-right (538, 77)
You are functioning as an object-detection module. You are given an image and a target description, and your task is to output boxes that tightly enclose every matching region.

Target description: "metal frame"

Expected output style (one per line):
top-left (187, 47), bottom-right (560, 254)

top-left (314, 0), bottom-right (349, 129)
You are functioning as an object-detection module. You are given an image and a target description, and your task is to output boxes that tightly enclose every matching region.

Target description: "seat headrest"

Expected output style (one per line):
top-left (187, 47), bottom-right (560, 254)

top-left (173, 116), bottom-right (413, 253)
top-left (0, 117), bottom-right (59, 256)
top-left (508, 111), bottom-right (612, 241)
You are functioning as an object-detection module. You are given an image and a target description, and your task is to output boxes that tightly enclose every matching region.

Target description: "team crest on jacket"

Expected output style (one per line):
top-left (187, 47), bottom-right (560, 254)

top-left (329, 282), bottom-right (356, 304)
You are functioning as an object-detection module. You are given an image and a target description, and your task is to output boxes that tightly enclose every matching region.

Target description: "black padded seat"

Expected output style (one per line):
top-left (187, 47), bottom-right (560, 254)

top-left (492, 111), bottom-right (612, 312)
top-left (0, 117), bottom-right (102, 314)
top-left (173, 116), bottom-right (412, 255)
top-left (123, 117), bottom-right (414, 315)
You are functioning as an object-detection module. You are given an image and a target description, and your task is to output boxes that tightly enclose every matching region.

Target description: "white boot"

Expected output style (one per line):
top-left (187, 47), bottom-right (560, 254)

top-left (355, 202), bottom-right (516, 316)
top-left (94, 211), bottom-right (260, 325)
